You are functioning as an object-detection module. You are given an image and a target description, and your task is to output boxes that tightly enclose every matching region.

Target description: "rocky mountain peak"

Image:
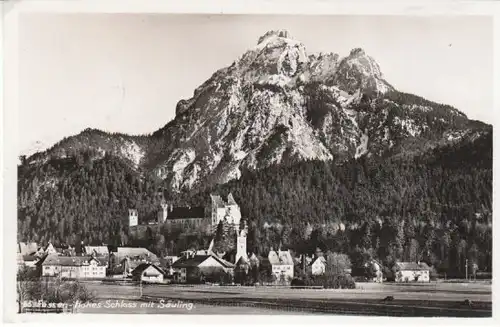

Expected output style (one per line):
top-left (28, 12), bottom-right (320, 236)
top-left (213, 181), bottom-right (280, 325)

top-left (25, 31), bottom-right (487, 193)
top-left (349, 47), bottom-right (366, 57)
top-left (333, 47), bottom-right (392, 94)
top-left (257, 29), bottom-right (293, 45)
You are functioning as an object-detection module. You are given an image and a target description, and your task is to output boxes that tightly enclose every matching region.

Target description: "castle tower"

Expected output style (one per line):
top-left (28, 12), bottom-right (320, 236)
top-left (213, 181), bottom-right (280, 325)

top-left (128, 209), bottom-right (138, 227)
top-left (157, 202), bottom-right (169, 224)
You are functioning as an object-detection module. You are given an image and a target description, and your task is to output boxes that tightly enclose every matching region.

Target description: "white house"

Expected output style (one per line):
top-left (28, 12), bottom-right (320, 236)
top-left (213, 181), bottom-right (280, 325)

top-left (394, 262), bottom-right (430, 283)
top-left (171, 254), bottom-right (235, 283)
top-left (310, 256), bottom-right (326, 276)
top-left (40, 254), bottom-right (106, 279)
top-left (268, 249), bottom-right (294, 283)
top-left (132, 263), bottom-right (165, 283)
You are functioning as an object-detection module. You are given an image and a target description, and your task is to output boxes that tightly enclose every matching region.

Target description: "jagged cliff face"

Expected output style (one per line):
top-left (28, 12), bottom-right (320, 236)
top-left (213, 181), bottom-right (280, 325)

top-left (24, 30), bottom-right (490, 192)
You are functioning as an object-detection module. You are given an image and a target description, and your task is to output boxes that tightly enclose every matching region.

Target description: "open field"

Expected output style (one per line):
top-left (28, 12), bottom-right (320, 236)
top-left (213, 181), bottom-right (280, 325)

top-left (80, 281), bottom-right (492, 316)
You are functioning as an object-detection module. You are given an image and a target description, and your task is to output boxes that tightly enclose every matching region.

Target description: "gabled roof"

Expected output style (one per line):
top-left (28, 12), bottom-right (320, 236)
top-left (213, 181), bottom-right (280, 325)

top-left (211, 193), bottom-right (239, 208)
top-left (227, 193), bottom-right (237, 206)
top-left (309, 256), bottom-right (326, 267)
top-left (210, 194), bottom-right (226, 208)
top-left (171, 255), bottom-right (211, 268)
top-left (22, 255), bottom-right (39, 262)
top-left (172, 255), bottom-right (235, 269)
top-left (132, 263), bottom-right (165, 276)
top-left (41, 254), bottom-right (106, 267)
top-left (268, 250), bottom-right (294, 266)
top-left (115, 247), bottom-right (158, 260)
top-left (395, 262), bottom-right (430, 271)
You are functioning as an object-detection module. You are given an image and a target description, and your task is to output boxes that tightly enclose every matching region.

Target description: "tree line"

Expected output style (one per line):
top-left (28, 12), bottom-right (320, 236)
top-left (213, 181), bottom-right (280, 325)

top-left (18, 130), bottom-right (492, 278)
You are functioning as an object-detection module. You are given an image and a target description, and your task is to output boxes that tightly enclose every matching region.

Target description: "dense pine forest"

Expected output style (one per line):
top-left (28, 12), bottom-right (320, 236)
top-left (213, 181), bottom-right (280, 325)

top-left (17, 129), bottom-right (492, 277)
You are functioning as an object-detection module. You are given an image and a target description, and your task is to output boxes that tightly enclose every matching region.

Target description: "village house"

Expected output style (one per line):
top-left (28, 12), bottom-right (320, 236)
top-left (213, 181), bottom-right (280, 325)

top-left (21, 255), bottom-right (39, 268)
top-left (268, 249), bottom-right (294, 283)
top-left (309, 256), bottom-right (326, 276)
top-left (394, 261), bottom-right (431, 283)
top-left (171, 253), bottom-right (235, 283)
top-left (131, 263), bottom-right (166, 283)
top-left (38, 254), bottom-right (107, 279)
top-left (109, 247), bottom-right (160, 277)
top-left (84, 246), bottom-right (109, 257)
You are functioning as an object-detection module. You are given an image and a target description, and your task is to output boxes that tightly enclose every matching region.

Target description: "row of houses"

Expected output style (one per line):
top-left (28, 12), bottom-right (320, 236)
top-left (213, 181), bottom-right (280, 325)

top-left (18, 239), bottom-right (431, 284)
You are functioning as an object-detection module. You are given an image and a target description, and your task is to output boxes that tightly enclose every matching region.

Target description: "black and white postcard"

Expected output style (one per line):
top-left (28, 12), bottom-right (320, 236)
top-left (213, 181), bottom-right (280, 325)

top-left (2, 0), bottom-right (498, 325)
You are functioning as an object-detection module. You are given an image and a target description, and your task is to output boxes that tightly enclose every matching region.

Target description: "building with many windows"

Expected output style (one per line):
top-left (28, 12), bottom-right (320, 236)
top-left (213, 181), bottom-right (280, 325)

top-left (268, 249), bottom-right (294, 283)
top-left (39, 254), bottom-right (107, 279)
top-left (394, 261), bottom-right (430, 282)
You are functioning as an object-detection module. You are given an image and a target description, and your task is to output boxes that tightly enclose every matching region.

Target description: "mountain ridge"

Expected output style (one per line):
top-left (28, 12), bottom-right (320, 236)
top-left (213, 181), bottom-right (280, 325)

top-left (22, 30), bottom-right (491, 192)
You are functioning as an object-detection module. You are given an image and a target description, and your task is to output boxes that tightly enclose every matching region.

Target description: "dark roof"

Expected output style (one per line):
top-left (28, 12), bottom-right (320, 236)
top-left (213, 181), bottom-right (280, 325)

top-left (172, 255), bottom-right (211, 268)
top-left (167, 206), bottom-right (204, 220)
top-left (22, 255), bottom-right (38, 262)
top-left (395, 262), bottom-right (430, 271)
top-left (172, 255), bottom-right (234, 269)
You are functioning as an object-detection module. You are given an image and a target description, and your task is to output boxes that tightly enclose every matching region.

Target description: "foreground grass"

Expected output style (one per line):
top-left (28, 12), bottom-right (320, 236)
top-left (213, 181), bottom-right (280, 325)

top-left (80, 281), bottom-right (492, 317)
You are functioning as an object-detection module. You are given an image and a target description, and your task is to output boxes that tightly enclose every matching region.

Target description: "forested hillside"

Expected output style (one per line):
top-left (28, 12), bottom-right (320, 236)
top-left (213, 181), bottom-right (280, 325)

top-left (18, 129), bottom-right (492, 276)
top-left (177, 129), bottom-right (493, 276)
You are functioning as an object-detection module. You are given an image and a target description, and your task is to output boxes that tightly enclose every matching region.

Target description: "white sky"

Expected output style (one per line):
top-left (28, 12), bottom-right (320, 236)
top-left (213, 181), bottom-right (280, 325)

top-left (19, 14), bottom-right (493, 155)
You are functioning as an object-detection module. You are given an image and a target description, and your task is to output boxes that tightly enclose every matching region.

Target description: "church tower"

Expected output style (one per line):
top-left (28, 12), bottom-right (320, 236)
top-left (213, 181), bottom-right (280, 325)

top-left (128, 209), bottom-right (138, 227)
top-left (235, 221), bottom-right (248, 264)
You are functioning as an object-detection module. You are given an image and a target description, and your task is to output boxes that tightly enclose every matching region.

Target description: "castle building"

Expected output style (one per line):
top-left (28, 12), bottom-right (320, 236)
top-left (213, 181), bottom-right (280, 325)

top-left (210, 193), bottom-right (242, 229)
top-left (163, 206), bottom-right (206, 227)
top-left (128, 192), bottom-right (241, 231)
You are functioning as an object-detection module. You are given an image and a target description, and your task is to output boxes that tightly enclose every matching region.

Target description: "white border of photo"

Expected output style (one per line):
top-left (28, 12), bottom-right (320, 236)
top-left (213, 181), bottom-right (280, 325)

top-left (1, 1), bottom-right (499, 327)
